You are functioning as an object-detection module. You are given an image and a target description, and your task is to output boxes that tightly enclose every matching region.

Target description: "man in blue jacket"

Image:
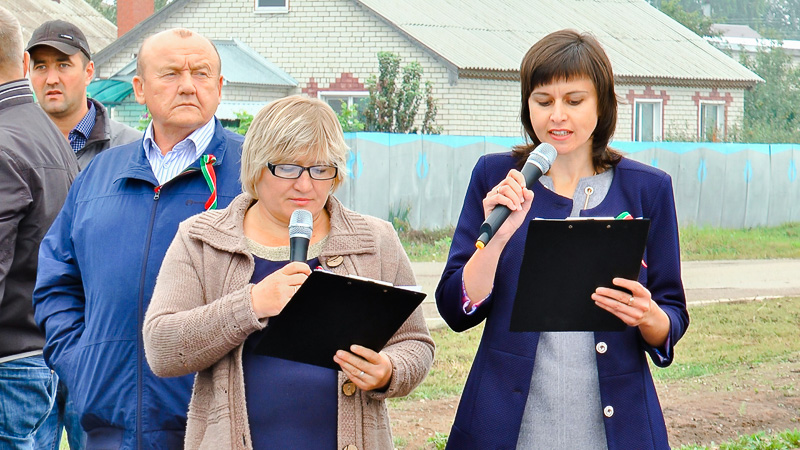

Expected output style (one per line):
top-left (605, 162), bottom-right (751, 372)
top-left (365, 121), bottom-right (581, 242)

top-left (33, 28), bottom-right (243, 448)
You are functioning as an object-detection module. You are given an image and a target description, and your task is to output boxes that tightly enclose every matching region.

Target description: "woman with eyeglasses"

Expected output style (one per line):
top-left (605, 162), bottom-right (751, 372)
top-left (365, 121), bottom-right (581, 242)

top-left (142, 95), bottom-right (434, 449)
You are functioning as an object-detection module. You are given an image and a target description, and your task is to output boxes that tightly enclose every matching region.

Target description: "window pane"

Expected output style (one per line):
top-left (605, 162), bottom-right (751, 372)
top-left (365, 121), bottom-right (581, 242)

top-left (701, 104), bottom-right (721, 141)
top-left (641, 103), bottom-right (654, 141)
top-left (258, 0), bottom-right (286, 6)
top-left (635, 102), bottom-right (656, 142)
top-left (324, 97), bottom-right (348, 115)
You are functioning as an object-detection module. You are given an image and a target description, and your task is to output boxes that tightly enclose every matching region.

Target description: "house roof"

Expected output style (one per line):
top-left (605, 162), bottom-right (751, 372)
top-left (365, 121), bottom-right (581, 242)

top-left (355, 0), bottom-right (762, 87)
top-left (215, 39), bottom-right (297, 87)
top-left (6, 0), bottom-right (117, 55)
top-left (92, 0), bottom-right (762, 88)
top-left (711, 24), bottom-right (763, 39)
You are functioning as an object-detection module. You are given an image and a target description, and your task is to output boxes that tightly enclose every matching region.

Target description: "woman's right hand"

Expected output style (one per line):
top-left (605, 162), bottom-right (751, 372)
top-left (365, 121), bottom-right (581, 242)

top-left (482, 169), bottom-right (534, 245)
top-left (251, 261), bottom-right (311, 319)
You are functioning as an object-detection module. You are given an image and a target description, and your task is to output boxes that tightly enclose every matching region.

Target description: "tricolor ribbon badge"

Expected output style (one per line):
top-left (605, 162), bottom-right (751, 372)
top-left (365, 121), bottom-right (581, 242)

top-left (201, 154), bottom-right (217, 210)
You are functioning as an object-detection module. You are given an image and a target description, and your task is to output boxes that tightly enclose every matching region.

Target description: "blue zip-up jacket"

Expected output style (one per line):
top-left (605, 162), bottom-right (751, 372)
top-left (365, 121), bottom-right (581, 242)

top-left (33, 119), bottom-right (243, 449)
top-left (436, 153), bottom-right (689, 449)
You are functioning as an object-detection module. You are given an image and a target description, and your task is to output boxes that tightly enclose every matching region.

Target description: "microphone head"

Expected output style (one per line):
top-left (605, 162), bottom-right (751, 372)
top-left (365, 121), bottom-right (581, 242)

top-left (526, 143), bottom-right (557, 174)
top-left (289, 209), bottom-right (313, 239)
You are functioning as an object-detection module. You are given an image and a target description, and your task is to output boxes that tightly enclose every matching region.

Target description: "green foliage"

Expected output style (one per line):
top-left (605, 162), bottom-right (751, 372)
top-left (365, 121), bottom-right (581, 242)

top-left (652, 0), bottom-right (800, 39)
top-left (337, 101), bottom-right (365, 132)
top-left (399, 227), bottom-right (454, 262)
top-left (659, 0), bottom-right (720, 36)
top-left (680, 223), bottom-right (800, 261)
top-left (233, 110), bottom-right (253, 136)
top-left (137, 110), bottom-right (151, 131)
top-left (427, 432), bottom-right (449, 449)
top-left (364, 52), bottom-right (441, 134)
top-left (675, 428), bottom-right (800, 449)
top-left (652, 297), bottom-right (800, 382)
top-left (388, 202), bottom-right (412, 233)
top-left (738, 46), bottom-right (800, 143)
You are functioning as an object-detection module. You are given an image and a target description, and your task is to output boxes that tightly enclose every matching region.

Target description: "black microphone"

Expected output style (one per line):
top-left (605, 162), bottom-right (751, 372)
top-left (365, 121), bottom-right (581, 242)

top-left (475, 143), bottom-right (557, 249)
top-left (289, 209), bottom-right (313, 262)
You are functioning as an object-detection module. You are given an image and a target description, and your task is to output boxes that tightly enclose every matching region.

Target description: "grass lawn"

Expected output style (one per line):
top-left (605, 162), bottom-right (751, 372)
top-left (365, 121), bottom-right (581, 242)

top-left (399, 222), bottom-right (800, 262)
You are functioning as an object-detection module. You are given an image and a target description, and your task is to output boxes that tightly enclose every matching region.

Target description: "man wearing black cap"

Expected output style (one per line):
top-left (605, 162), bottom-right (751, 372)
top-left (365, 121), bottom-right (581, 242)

top-left (0, 7), bottom-right (78, 448)
top-left (27, 20), bottom-right (140, 170)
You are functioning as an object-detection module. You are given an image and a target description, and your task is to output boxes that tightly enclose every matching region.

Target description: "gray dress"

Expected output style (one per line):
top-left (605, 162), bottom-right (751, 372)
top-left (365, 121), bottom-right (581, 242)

top-left (516, 169), bottom-right (614, 450)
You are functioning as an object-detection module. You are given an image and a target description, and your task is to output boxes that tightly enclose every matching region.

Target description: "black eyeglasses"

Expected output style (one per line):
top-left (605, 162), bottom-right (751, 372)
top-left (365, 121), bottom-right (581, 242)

top-left (267, 163), bottom-right (338, 180)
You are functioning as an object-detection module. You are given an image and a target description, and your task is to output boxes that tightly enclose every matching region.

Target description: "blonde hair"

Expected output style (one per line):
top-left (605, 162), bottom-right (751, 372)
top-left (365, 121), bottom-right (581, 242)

top-left (0, 7), bottom-right (23, 75)
top-left (241, 95), bottom-right (350, 199)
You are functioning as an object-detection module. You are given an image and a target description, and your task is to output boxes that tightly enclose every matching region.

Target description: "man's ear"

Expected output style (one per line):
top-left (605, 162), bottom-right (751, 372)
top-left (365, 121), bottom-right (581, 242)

top-left (84, 60), bottom-right (95, 87)
top-left (132, 75), bottom-right (146, 105)
top-left (23, 52), bottom-right (30, 78)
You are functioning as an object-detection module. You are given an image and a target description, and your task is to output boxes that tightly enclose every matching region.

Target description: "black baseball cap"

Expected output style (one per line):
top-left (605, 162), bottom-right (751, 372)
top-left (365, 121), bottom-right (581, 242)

top-left (26, 20), bottom-right (92, 61)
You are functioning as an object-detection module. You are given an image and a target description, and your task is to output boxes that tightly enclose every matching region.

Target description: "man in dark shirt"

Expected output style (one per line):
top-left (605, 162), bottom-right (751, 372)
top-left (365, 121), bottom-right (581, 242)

top-left (0, 7), bottom-right (78, 448)
top-left (27, 20), bottom-right (141, 170)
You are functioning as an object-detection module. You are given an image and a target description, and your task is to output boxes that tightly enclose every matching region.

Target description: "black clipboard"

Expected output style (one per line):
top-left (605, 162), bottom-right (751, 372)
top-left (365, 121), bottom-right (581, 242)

top-left (254, 270), bottom-right (426, 370)
top-left (510, 218), bottom-right (650, 332)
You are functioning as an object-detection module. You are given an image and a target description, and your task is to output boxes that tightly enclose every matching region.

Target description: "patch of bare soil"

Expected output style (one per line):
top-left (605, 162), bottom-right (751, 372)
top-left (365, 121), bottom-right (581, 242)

top-left (389, 358), bottom-right (800, 449)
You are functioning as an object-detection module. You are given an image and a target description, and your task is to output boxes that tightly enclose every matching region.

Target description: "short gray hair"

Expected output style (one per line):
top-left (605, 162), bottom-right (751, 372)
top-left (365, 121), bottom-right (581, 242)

top-left (0, 7), bottom-right (23, 73)
top-left (241, 95), bottom-right (350, 199)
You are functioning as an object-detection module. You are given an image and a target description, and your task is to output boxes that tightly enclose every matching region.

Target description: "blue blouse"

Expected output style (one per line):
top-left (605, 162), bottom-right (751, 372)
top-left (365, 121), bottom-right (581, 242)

top-left (242, 255), bottom-right (338, 449)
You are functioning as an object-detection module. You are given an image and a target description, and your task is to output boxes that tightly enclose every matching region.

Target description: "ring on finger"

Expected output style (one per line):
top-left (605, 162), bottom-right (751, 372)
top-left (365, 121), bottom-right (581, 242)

top-left (628, 296), bottom-right (634, 306)
top-left (359, 370), bottom-right (365, 376)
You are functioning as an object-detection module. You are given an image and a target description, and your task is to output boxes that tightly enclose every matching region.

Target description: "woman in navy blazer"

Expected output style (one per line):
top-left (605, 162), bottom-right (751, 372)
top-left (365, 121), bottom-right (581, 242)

top-left (436, 30), bottom-right (689, 449)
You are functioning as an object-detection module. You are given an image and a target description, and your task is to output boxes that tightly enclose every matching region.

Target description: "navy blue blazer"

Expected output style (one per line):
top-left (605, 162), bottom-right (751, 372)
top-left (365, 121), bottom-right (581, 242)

top-left (436, 152), bottom-right (689, 449)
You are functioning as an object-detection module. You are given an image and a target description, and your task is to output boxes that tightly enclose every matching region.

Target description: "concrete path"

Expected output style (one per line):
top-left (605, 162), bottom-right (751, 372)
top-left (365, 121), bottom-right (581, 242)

top-left (412, 259), bottom-right (800, 329)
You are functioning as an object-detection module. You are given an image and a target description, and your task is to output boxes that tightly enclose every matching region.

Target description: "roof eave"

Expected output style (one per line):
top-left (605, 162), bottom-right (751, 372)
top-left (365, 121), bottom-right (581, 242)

top-left (616, 75), bottom-right (763, 89)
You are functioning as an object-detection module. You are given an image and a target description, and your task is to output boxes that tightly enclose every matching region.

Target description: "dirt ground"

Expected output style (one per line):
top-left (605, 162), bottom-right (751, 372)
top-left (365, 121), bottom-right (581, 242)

top-left (389, 356), bottom-right (800, 449)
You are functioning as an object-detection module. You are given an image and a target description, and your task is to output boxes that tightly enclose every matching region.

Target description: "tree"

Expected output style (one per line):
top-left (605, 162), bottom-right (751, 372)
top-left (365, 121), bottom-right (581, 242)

top-left (659, 0), bottom-right (719, 36)
top-left (739, 45), bottom-right (800, 142)
top-left (364, 52), bottom-right (441, 134)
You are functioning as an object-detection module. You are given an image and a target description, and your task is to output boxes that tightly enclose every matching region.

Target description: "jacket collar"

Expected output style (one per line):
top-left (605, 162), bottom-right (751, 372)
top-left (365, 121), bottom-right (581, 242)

top-left (187, 193), bottom-right (377, 258)
top-left (85, 98), bottom-right (110, 145)
top-left (113, 117), bottom-right (229, 186)
top-left (0, 80), bottom-right (34, 112)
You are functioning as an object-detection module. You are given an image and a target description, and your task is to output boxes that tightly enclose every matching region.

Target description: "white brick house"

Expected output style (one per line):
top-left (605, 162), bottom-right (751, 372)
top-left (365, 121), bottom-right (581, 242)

top-left (95, 0), bottom-right (761, 140)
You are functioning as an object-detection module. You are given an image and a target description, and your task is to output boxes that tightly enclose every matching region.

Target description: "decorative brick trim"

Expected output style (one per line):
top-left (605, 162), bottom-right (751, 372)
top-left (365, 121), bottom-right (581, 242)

top-left (626, 86), bottom-right (669, 140)
top-left (302, 73), bottom-right (365, 98)
top-left (692, 88), bottom-right (733, 139)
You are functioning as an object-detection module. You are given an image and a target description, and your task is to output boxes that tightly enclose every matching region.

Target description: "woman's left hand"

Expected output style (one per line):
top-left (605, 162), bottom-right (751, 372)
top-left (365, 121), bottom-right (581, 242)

top-left (333, 345), bottom-right (393, 391)
top-left (592, 277), bottom-right (671, 347)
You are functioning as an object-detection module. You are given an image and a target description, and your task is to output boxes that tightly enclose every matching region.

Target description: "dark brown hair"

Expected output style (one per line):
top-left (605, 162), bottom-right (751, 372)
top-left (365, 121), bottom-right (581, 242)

top-left (514, 29), bottom-right (622, 170)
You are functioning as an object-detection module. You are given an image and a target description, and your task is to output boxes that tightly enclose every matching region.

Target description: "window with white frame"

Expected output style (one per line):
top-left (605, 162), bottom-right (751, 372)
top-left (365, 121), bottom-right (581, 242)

top-left (634, 100), bottom-right (663, 142)
top-left (319, 91), bottom-right (369, 120)
top-left (699, 102), bottom-right (725, 141)
top-left (255, 0), bottom-right (288, 13)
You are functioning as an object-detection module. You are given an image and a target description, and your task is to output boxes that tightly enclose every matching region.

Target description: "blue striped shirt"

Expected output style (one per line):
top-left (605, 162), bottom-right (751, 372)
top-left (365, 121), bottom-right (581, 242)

top-left (143, 118), bottom-right (216, 185)
top-left (69, 100), bottom-right (95, 152)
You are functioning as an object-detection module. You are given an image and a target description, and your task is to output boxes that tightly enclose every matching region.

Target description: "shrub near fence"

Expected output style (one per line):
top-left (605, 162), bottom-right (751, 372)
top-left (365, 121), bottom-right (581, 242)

top-left (336, 133), bottom-right (800, 230)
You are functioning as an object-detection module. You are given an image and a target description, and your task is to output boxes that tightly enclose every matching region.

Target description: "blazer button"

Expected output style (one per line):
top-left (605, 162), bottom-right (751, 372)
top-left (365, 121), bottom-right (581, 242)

top-left (327, 255), bottom-right (344, 267)
top-left (596, 342), bottom-right (608, 354)
top-left (342, 381), bottom-right (357, 396)
top-left (603, 405), bottom-right (614, 417)
top-left (342, 445), bottom-right (358, 450)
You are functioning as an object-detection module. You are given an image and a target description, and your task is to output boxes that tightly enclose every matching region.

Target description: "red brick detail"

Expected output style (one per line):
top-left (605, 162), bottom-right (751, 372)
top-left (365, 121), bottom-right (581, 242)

top-left (626, 86), bottom-right (670, 140)
top-left (328, 73), bottom-right (365, 91)
top-left (303, 78), bottom-right (319, 98)
top-left (692, 88), bottom-right (734, 140)
top-left (302, 73), bottom-right (365, 98)
top-left (117, 0), bottom-right (154, 38)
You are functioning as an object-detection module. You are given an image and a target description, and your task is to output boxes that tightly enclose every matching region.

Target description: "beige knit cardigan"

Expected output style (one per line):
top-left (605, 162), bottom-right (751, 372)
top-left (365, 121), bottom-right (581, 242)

top-left (143, 193), bottom-right (434, 450)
